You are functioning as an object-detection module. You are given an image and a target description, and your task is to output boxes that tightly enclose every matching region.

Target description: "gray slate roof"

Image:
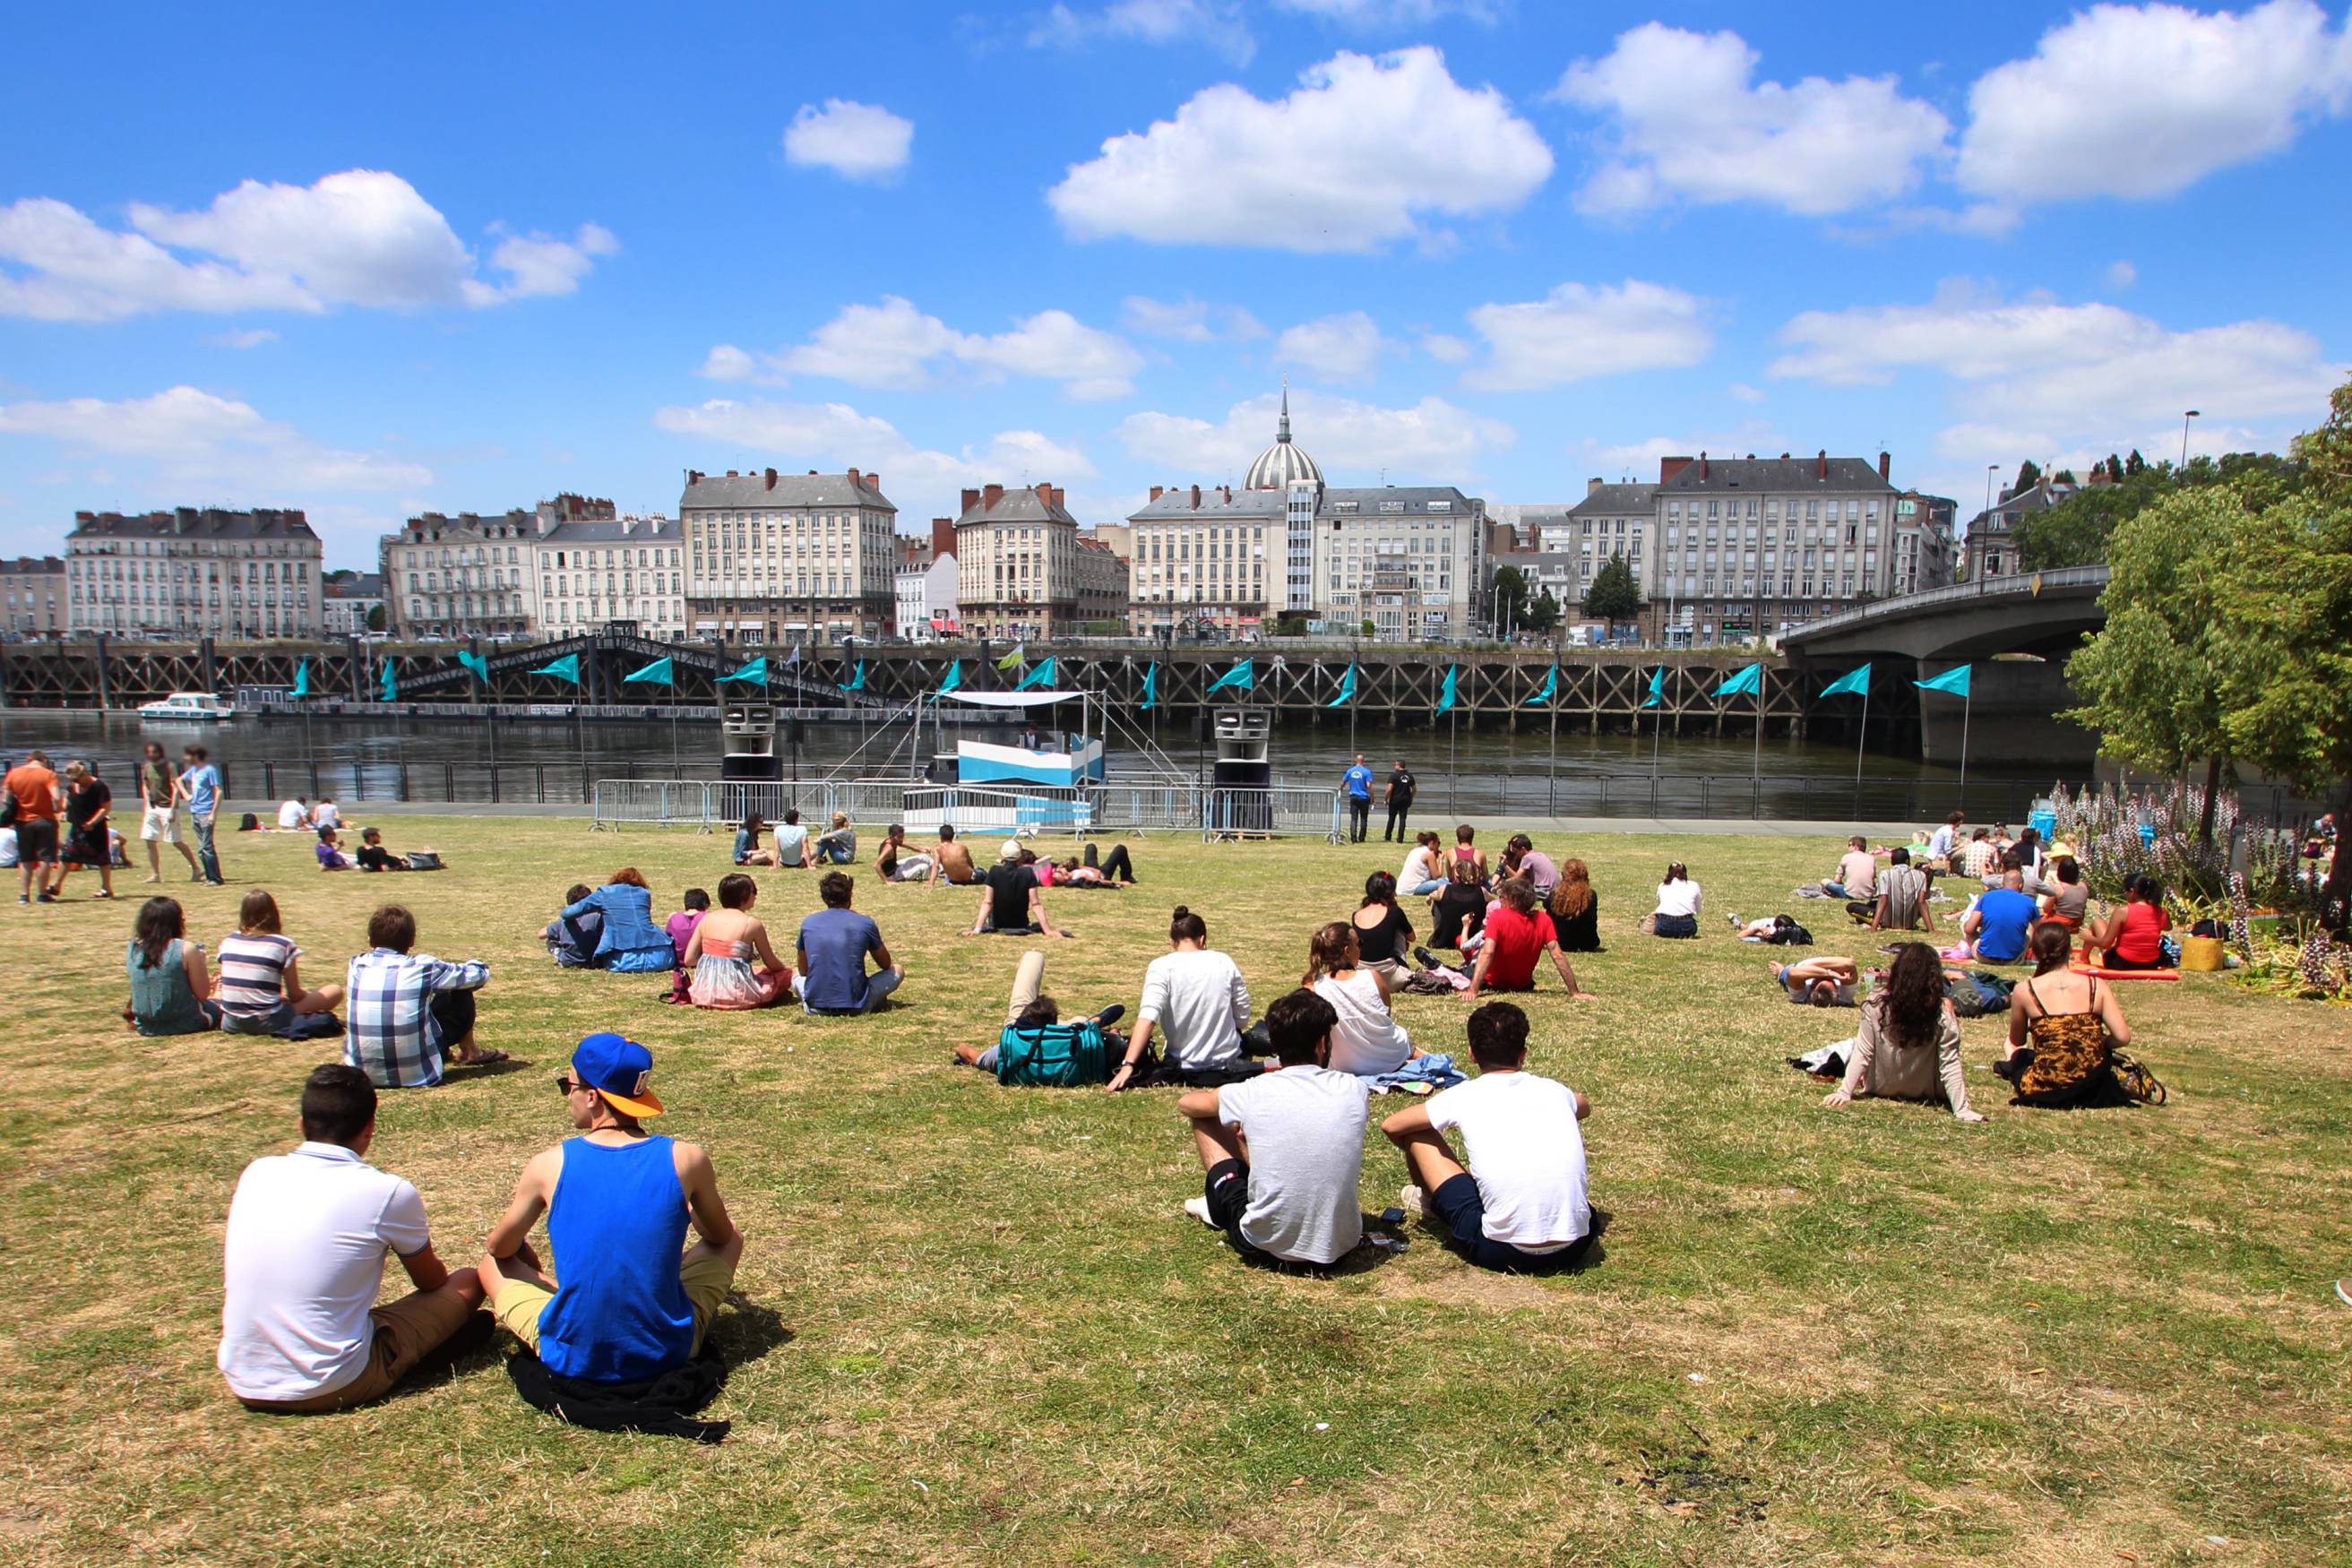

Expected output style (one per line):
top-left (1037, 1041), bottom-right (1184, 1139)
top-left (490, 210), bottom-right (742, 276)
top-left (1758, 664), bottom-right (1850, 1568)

top-left (1658, 457), bottom-right (1893, 494)
top-left (956, 488), bottom-right (1075, 528)
top-left (679, 471), bottom-right (897, 513)
top-left (70, 507), bottom-right (317, 541)
top-left (1568, 483), bottom-right (1658, 515)
top-left (540, 516), bottom-right (681, 546)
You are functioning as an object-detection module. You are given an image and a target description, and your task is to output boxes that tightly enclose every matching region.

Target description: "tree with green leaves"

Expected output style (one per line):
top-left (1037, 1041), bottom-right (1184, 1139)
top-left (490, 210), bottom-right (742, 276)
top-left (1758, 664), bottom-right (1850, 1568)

top-left (1490, 564), bottom-right (1534, 633)
top-left (1581, 553), bottom-right (1642, 639)
top-left (1525, 588), bottom-right (1561, 635)
top-left (2014, 459), bottom-right (2043, 492)
top-left (2124, 449), bottom-right (2148, 477)
top-left (366, 603), bottom-right (387, 632)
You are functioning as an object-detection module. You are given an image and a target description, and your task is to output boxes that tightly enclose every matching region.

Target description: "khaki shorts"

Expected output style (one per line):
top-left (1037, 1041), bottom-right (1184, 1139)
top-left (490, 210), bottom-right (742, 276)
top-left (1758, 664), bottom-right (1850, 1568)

top-left (490, 1251), bottom-right (737, 1358)
top-left (141, 806), bottom-right (183, 843)
top-left (237, 1286), bottom-right (477, 1414)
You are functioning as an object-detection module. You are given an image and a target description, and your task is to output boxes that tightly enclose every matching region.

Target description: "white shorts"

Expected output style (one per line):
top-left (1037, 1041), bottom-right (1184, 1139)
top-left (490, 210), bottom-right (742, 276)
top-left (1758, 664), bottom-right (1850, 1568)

top-left (141, 806), bottom-right (183, 844)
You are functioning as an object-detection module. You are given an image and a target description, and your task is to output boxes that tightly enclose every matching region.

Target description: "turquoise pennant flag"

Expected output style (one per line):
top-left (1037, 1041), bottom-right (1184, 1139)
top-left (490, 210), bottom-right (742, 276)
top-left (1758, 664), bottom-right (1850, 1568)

top-left (1713, 662), bottom-right (1762, 699)
top-left (1641, 666), bottom-right (1664, 709)
top-left (1015, 656), bottom-right (1056, 691)
top-left (378, 659), bottom-right (396, 702)
top-left (624, 657), bottom-right (674, 685)
top-left (456, 650), bottom-right (487, 681)
top-left (1325, 661), bottom-right (1357, 709)
top-left (1435, 664), bottom-right (1459, 715)
top-left (838, 659), bottom-right (866, 692)
top-left (530, 653), bottom-right (581, 684)
top-left (936, 659), bottom-right (963, 695)
top-left (1915, 663), bottom-right (1972, 697)
top-left (1206, 658), bottom-right (1254, 694)
top-left (290, 658), bottom-right (310, 700)
top-left (718, 656), bottom-right (767, 685)
top-left (1523, 665), bottom-right (1556, 706)
top-left (1821, 663), bottom-right (1873, 699)
top-left (1139, 662), bottom-right (1158, 711)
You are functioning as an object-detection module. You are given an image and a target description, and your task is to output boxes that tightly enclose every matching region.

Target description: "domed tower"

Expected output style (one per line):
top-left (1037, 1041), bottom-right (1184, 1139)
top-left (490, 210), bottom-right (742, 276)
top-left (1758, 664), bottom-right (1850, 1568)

top-left (1244, 381), bottom-right (1322, 493)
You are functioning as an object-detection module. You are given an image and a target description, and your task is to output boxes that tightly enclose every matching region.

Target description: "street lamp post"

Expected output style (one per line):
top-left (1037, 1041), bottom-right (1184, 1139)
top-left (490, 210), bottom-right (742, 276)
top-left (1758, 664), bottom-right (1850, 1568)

top-left (1979, 463), bottom-right (1999, 590)
top-left (2180, 409), bottom-right (2201, 472)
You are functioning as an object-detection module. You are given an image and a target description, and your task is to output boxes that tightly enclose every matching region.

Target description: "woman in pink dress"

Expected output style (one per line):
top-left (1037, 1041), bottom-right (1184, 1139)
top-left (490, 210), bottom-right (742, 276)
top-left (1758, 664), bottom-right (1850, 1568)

top-left (684, 874), bottom-right (794, 1008)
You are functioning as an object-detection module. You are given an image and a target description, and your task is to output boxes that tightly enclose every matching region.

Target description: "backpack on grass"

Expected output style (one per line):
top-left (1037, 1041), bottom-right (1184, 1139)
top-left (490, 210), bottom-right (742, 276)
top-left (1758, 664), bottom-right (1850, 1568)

top-left (1948, 969), bottom-right (2016, 1018)
top-left (1762, 916), bottom-right (1813, 946)
top-left (994, 1019), bottom-right (1111, 1088)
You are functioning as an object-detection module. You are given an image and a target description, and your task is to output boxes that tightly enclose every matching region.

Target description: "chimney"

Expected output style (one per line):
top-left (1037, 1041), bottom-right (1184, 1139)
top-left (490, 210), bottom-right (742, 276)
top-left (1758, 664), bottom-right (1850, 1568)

top-left (848, 468), bottom-right (862, 490)
top-left (1221, 485), bottom-right (1231, 503)
top-left (932, 516), bottom-right (956, 558)
top-left (866, 470), bottom-right (880, 494)
top-left (1817, 449), bottom-right (1828, 480)
top-left (983, 483), bottom-right (1004, 510)
top-left (726, 469), bottom-right (738, 478)
top-left (1700, 451), bottom-right (1709, 480)
top-left (1878, 450), bottom-right (1890, 480)
top-left (763, 466), bottom-right (778, 491)
top-left (1587, 477), bottom-right (1603, 496)
top-left (1035, 480), bottom-right (1054, 507)
top-left (1190, 484), bottom-right (1202, 510)
top-left (1658, 456), bottom-right (1693, 485)
top-left (1150, 485), bottom-right (1163, 502)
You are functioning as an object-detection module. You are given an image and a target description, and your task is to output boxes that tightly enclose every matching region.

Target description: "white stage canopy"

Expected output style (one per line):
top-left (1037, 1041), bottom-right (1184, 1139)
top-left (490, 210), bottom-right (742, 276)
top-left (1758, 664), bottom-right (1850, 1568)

top-left (936, 690), bottom-right (1083, 708)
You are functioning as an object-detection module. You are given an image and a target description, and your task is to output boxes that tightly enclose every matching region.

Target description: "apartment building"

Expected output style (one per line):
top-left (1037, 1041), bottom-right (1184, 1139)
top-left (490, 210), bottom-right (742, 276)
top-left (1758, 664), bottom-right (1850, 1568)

top-left (953, 481), bottom-right (1084, 641)
top-left (67, 507), bottom-right (323, 640)
top-left (677, 468), bottom-right (897, 643)
top-left (0, 556), bottom-right (66, 637)
top-left (1646, 452), bottom-right (1903, 643)
top-left (535, 513), bottom-right (686, 639)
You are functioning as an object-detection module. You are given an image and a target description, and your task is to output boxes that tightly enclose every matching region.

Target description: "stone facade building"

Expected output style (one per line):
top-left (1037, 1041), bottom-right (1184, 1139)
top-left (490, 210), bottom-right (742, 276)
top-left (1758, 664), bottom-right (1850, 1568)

top-left (0, 556), bottom-right (66, 637)
top-left (382, 495), bottom-right (609, 640)
top-left (67, 508), bottom-right (323, 640)
top-left (322, 573), bottom-right (383, 636)
top-left (534, 514), bottom-right (685, 639)
top-left (953, 482), bottom-right (1083, 641)
top-left (1646, 452), bottom-right (1905, 643)
top-left (677, 468), bottom-right (897, 644)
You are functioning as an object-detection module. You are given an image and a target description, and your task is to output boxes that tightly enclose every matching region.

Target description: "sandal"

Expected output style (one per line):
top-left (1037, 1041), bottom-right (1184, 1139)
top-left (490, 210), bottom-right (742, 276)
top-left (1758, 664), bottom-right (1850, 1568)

top-left (464, 1048), bottom-right (511, 1067)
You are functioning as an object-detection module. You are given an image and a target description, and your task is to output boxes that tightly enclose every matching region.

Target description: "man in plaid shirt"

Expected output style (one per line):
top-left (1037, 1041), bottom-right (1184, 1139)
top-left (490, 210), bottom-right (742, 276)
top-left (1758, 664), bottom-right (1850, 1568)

top-left (344, 904), bottom-right (499, 1088)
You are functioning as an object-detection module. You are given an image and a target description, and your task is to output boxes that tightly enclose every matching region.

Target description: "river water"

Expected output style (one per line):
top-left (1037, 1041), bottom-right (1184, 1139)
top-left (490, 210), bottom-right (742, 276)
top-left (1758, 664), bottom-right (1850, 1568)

top-left (0, 707), bottom-right (2080, 823)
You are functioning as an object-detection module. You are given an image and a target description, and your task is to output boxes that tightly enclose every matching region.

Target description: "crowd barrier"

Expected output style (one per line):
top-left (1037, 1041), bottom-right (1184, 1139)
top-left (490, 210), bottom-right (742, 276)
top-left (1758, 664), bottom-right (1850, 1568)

top-left (590, 777), bottom-right (1340, 841)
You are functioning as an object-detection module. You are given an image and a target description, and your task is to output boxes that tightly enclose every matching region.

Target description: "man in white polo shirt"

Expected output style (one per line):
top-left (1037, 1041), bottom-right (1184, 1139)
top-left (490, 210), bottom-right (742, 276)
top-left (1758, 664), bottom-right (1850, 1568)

top-left (218, 1064), bottom-right (484, 1412)
top-left (1381, 1000), bottom-right (1593, 1272)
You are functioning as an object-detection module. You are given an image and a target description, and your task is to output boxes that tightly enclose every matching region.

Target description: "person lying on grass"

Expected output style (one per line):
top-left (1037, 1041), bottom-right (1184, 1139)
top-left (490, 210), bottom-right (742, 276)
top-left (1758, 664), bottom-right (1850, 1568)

top-left (1769, 953), bottom-right (1860, 1007)
top-left (1821, 941), bottom-right (1983, 1121)
top-left (1178, 987), bottom-right (1368, 1271)
top-left (1380, 1000), bottom-right (1595, 1273)
top-left (480, 1032), bottom-right (744, 1386)
top-left (220, 1063), bottom-right (486, 1414)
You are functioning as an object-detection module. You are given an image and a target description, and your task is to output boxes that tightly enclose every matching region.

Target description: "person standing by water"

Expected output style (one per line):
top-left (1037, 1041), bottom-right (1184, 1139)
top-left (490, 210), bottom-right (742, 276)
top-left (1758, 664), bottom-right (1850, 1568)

top-left (1383, 761), bottom-right (1417, 844)
top-left (138, 741), bottom-right (201, 884)
top-left (1341, 754), bottom-right (1374, 844)
top-left (181, 745), bottom-right (225, 886)
top-left (4, 748), bottom-right (61, 905)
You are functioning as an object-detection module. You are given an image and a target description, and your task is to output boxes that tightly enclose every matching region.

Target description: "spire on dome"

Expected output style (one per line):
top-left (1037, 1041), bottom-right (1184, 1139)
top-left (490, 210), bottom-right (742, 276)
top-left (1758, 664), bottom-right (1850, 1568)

top-left (1278, 377), bottom-right (1291, 444)
top-left (1245, 381), bottom-right (1322, 491)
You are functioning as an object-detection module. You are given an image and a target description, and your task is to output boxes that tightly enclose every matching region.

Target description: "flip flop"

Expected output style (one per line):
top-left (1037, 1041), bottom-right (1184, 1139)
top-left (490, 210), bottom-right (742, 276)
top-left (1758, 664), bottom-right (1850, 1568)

top-left (467, 1048), bottom-right (511, 1066)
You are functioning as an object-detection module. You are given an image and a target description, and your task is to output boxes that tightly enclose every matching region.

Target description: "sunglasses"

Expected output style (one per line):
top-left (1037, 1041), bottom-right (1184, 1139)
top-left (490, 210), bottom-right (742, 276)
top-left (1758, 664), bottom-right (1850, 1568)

top-left (555, 1074), bottom-right (585, 1096)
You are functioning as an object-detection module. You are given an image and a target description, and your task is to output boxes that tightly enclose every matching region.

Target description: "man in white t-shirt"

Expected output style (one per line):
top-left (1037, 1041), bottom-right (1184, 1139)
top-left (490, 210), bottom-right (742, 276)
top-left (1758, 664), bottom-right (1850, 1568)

top-left (277, 797), bottom-right (311, 831)
top-left (218, 1064), bottom-right (484, 1411)
top-left (1106, 909), bottom-right (1251, 1090)
top-left (1179, 988), bottom-right (1368, 1270)
top-left (1381, 1000), bottom-right (1593, 1271)
top-left (1820, 835), bottom-right (1877, 902)
top-left (312, 797), bottom-right (342, 831)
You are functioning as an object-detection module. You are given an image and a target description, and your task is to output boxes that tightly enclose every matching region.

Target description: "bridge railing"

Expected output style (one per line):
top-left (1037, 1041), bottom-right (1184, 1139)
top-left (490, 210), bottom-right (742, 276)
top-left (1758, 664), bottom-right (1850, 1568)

top-left (1782, 564), bottom-right (2111, 643)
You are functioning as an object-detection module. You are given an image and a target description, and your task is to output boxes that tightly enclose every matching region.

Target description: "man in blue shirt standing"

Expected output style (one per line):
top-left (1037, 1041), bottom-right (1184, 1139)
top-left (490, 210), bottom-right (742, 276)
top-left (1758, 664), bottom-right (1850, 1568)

top-left (1341, 754), bottom-right (1374, 843)
top-left (180, 744), bottom-right (225, 886)
top-left (1964, 868), bottom-right (2040, 964)
top-left (793, 871), bottom-right (903, 1014)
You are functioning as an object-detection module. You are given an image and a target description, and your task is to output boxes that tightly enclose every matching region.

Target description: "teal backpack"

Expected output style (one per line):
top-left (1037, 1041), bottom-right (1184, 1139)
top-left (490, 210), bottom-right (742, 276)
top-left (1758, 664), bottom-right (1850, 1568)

top-left (994, 1020), bottom-right (1111, 1088)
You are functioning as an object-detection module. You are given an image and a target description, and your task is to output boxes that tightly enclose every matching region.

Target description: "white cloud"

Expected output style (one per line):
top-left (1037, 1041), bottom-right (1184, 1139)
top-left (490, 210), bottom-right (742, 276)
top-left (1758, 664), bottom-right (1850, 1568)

top-left (1275, 0), bottom-right (1503, 26)
top-left (1956, 0), bottom-right (2352, 205)
top-left (702, 296), bottom-right (1143, 399)
top-left (1460, 280), bottom-right (1712, 392)
top-left (1116, 388), bottom-right (1513, 478)
top-left (1273, 311), bottom-right (1390, 381)
top-left (0, 385), bottom-right (431, 493)
top-left (1120, 294), bottom-right (1266, 341)
top-left (1419, 332), bottom-right (1472, 364)
top-left (0, 171), bottom-right (611, 322)
top-left (1581, 423), bottom-right (1791, 476)
top-left (1728, 382), bottom-right (1765, 403)
top-left (1030, 0), bottom-right (1255, 65)
top-left (2105, 260), bottom-right (2138, 291)
top-left (781, 100), bottom-right (915, 182)
top-left (1554, 23), bottom-right (1951, 218)
top-left (1047, 47), bottom-right (1553, 253)
top-left (1769, 280), bottom-right (2348, 443)
top-left (652, 397), bottom-right (1097, 525)
top-left (205, 328), bottom-right (279, 349)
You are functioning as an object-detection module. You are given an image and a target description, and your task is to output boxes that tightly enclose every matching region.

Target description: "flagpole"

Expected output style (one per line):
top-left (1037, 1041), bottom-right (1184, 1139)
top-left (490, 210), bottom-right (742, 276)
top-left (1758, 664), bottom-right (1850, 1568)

top-left (1960, 685), bottom-right (1972, 814)
top-left (1650, 668), bottom-right (1662, 784)
top-left (1856, 684), bottom-right (1868, 789)
top-left (1546, 667), bottom-right (1558, 819)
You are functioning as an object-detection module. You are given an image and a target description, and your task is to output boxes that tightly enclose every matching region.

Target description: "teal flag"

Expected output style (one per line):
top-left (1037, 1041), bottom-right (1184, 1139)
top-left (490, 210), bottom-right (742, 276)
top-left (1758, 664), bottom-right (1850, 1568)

top-left (1641, 666), bottom-right (1664, 709)
top-left (1820, 663), bottom-right (1873, 699)
top-left (838, 659), bottom-right (866, 692)
top-left (378, 659), bottom-right (396, 702)
top-left (936, 659), bottom-right (963, 695)
top-left (456, 650), bottom-right (488, 681)
top-left (623, 657), bottom-right (674, 685)
top-left (718, 656), bottom-right (767, 685)
top-left (1713, 662), bottom-right (1762, 699)
top-left (1014, 657), bottom-right (1058, 692)
top-left (995, 642), bottom-right (1026, 672)
top-left (1523, 665), bottom-right (1556, 706)
top-left (1915, 663), bottom-right (1972, 697)
top-left (1325, 661), bottom-right (1357, 709)
top-left (1139, 662), bottom-right (1158, 711)
top-left (1206, 658), bottom-right (1254, 694)
top-left (1435, 664), bottom-right (1459, 715)
top-left (290, 658), bottom-right (310, 700)
top-left (530, 653), bottom-right (581, 684)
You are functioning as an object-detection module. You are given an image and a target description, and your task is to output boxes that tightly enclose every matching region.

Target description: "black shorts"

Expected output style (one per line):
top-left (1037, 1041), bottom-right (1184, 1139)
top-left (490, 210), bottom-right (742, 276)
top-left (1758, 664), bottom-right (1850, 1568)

top-left (15, 819), bottom-right (57, 865)
top-left (1203, 1159), bottom-right (1337, 1274)
top-left (1429, 1173), bottom-right (1593, 1273)
top-left (2102, 951), bottom-right (2165, 970)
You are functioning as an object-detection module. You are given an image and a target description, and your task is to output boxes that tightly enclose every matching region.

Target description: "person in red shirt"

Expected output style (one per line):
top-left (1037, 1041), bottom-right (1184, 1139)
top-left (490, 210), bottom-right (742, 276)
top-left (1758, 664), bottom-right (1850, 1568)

top-left (1466, 877), bottom-right (1593, 1001)
top-left (4, 749), bottom-right (63, 904)
top-left (2090, 874), bottom-right (2172, 969)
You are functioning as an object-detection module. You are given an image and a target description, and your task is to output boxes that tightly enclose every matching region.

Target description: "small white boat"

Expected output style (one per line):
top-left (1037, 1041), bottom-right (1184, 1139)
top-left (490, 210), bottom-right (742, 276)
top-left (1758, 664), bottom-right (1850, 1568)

top-left (138, 691), bottom-right (237, 722)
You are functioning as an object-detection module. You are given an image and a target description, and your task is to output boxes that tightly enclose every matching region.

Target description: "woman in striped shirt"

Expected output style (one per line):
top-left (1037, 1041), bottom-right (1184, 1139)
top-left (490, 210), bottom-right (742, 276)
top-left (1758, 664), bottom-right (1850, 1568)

top-left (216, 890), bottom-right (345, 1039)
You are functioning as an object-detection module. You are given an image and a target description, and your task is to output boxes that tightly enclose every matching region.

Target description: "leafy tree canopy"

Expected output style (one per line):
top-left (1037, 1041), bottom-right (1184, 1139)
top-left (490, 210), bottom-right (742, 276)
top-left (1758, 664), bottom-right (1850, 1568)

top-left (1581, 553), bottom-right (1642, 626)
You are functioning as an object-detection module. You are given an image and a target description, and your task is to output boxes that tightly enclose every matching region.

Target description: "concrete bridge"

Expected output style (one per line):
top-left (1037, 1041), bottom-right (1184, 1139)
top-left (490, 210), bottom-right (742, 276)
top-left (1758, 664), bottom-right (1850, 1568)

top-left (1779, 565), bottom-right (2110, 767)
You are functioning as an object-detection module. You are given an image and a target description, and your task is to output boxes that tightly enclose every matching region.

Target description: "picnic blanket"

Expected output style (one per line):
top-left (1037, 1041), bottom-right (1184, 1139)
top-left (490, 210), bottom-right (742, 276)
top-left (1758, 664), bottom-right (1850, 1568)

top-left (1367, 1052), bottom-right (1466, 1093)
top-left (2069, 963), bottom-right (2180, 981)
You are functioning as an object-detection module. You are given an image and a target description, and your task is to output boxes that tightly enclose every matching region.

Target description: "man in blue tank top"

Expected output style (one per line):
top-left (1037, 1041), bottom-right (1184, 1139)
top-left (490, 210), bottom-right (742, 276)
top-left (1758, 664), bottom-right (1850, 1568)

top-left (478, 1032), bottom-right (744, 1383)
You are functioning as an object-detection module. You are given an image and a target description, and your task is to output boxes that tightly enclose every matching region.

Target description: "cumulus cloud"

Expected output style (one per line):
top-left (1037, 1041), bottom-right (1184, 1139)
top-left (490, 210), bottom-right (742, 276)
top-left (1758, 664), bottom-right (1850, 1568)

top-left (1273, 311), bottom-right (1390, 381)
top-left (206, 328), bottom-right (279, 349)
top-left (782, 100), bottom-right (915, 182)
top-left (1769, 280), bottom-right (2348, 450)
top-left (1030, 0), bottom-right (1256, 65)
top-left (1120, 294), bottom-right (1266, 341)
top-left (0, 171), bottom-right (612, 322)
top-left (1581, 422), bottom-right (1791, 476)
top-left (1554, 23), bottom-right (1951, 218)
top-left (1116, 387), bottom-right (1513, 478)
top-left (700, 297), bottom-right (1143, 399)
top-left (1460, 280), bottom-right (1712, 392)
top-left (1047, 47), bottom-right (1553, 252)
top-left (1956, 0), bottom-right (2352, 205)
top-left (0, 384), bottom-right (431, 493)
top-left (1419, 332), bottom-right (1472, 364)
top-left (1275, 0), bottom-right (1503, 26)
top-left (2105, 260), bottom-right (2138, 291)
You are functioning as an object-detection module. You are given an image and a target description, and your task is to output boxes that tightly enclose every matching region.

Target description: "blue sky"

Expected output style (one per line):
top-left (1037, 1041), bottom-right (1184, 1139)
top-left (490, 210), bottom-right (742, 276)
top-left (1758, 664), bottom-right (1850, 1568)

top-left (4, 0), bottom-right (2348, 569)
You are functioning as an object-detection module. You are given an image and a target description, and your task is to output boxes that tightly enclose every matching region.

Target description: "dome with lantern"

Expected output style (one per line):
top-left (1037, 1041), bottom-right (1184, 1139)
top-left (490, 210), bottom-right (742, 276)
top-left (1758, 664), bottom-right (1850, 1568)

top-left (1244, 381), bottom-right (1322, 491)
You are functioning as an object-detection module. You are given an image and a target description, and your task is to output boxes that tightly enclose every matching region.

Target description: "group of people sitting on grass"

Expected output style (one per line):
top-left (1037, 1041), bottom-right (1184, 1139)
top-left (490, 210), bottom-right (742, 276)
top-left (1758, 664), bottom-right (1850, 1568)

top-left (734, 809), bottom-right (858, 869)
top-left (126, 896), bottom-right (499, 1084)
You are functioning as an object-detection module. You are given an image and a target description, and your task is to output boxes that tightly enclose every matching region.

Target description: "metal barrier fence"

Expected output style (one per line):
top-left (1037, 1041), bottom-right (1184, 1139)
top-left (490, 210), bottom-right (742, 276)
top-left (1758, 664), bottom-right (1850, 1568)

top-left (590, 777), bottom-right (1340, 840)
top-left (1203, 785), bottom-right (1344, 842)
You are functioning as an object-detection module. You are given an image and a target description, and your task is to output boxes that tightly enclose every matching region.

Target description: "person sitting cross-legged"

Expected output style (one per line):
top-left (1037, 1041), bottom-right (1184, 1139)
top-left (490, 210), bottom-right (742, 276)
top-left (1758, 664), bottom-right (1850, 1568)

top-left (1462, 876), bottom-right (1593, 1001)
top-left (1380, 1000), bottom-right (1595, 1273)
top-left (479, 1033), bottom-right (745, 1396)
top-left (967, 839), bottom-right (1064, 937)
top-left (1963, 868), bottom-right (2040, 964)
top-left (792, 870), bottom-right (902, 1014)
top-left (1105, 906), bottom-right (1251, 1091)
top-left (1177, 988), bottom-right (1369, 1271)
top-left (219, 1064), bottom-right (487, 1413)
top-left (345, 904), bottom-right (498, 1087)
top-left (1869, 846), bottom-right (1934, 932)
top-left (683, 874), bottom-right (794, 1010)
